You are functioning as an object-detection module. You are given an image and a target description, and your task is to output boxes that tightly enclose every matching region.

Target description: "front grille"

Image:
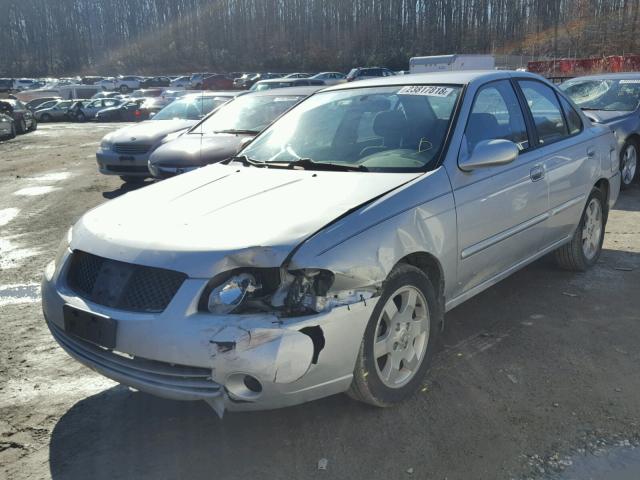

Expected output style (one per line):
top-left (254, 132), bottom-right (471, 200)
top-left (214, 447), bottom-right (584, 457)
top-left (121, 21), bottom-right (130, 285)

top-left (49, 322), bottom-right (221, 398)
top-left (66, 251), bottom-right (186, 312)
top-left (113, 143), bottom-right (151, 155)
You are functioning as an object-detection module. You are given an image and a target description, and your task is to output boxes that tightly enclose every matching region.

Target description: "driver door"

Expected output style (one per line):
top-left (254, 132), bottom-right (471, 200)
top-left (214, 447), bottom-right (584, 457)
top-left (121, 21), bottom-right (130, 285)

top-left (449, 79), bottom-right (550, 296)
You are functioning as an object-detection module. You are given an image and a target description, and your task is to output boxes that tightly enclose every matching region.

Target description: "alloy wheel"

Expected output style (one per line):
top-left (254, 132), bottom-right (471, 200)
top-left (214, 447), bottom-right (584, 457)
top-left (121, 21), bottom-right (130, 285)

top-left (582, 198), bottom-right (603, 260)
top-left (621, 144), bottom-right (637, 186)
top-left (373, 285), bottom-right (430, 388)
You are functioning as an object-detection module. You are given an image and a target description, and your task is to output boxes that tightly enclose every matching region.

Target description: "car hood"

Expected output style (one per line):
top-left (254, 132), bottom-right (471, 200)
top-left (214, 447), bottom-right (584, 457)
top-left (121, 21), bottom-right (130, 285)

top-left (582, 110), bottom-right (632, 123)
top-left (107, 119), bottom-right (195, 143)
top-left (149, 133), bottom-right (249, 167)
top-left (72, 164), bottom-right (420, 278)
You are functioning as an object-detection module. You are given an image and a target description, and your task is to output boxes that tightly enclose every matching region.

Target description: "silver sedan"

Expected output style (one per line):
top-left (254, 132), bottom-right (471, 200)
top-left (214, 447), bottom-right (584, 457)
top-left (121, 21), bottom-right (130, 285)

top-left (42, 71), bottom-right (619, 416)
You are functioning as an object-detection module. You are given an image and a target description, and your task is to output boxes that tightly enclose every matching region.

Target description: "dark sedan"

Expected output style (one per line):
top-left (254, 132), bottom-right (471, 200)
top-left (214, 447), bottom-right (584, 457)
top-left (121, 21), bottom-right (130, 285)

top-left (148, 86), bottom-right (321, 178)
top-left (139, 76), bottom-right (172, 88)
top-left (94, 100), bottom-right (149, 122)
top-left (0, 99), bottom-right (37, 133)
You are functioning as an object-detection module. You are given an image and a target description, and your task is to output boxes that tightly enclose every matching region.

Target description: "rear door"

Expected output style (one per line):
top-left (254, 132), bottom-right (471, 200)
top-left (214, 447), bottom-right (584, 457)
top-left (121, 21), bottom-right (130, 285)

top-left (450, 79), bottom-right (550, 295)
top-left (516, 79), bottom-right (596, 247)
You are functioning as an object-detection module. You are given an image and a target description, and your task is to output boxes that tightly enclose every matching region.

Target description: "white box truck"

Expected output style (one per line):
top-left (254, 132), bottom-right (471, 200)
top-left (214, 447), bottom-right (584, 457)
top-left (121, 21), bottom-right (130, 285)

top-left (409, 54), bottom-right (495, 74)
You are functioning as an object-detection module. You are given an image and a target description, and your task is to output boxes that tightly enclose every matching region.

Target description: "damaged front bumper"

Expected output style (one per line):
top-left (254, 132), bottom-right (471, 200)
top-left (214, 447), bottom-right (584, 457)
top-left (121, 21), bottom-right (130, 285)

top-left (42, 269), bottom-right (377, 415)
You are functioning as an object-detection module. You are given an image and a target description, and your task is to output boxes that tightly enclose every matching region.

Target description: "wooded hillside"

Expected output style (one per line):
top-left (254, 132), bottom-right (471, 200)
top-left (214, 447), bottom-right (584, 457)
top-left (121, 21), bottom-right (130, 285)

top-left (1, 0), bottom-right (639, 76)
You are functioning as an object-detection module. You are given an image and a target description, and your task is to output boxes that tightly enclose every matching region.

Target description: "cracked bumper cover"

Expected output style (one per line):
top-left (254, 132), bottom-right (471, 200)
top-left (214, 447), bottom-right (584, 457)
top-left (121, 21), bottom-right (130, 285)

top-left (41, 269), bottom-right (378, 412)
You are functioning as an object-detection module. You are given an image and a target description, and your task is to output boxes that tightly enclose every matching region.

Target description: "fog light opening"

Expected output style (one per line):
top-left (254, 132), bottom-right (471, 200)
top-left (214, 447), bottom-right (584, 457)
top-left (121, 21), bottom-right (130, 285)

top-left (243, 375), bottom-right (262, 393)
top-left (225, 373), bottom-right (263, 401)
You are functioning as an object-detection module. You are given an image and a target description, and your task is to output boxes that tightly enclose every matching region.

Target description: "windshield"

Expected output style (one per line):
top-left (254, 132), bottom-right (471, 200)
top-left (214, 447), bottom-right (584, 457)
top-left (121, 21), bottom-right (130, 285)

top-left (241, 85), bottom-right (461, 172)
top-left (153, 96), bottom-right (230, 120)
top-left (560, 78), bottom-right (640, 111)
top-left (193, 94), bottom-right (305, 134)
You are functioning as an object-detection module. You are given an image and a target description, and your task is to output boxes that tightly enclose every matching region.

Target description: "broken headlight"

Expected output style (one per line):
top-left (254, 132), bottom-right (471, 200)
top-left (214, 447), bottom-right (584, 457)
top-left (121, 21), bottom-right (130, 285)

top-left (206, 273), bottom-right (259, 314)
top-left (199, 268), bottom-right (280, 314)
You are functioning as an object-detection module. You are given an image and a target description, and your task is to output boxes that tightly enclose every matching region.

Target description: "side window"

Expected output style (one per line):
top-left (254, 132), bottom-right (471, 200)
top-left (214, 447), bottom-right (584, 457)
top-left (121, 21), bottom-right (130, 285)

top-left (559, 96), bottom-right (582, 135)
top-left (518, 80), bottom-right (568, 145)
top-left (465, 80), bottom-right (529, 153)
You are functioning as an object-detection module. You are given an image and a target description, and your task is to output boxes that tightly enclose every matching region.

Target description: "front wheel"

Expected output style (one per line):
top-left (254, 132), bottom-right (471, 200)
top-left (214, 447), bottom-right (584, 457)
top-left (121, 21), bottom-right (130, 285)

top-left (348, 263), bottom-right (441, 407)
top-left (119, 85), bottom-right (130, 93)
top-left (555, 187), bottom-right (606, 271)
top-left (8, 122), bottom-right (16, 139)
top-left (620, 140), bottom-right (638, 189)
top-left (40, 113), bottom-right (52, 122)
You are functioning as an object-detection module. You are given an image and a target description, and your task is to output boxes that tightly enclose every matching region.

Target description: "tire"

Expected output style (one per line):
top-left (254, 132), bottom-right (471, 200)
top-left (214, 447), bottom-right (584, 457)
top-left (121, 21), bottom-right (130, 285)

top-left (17, 118), bottom-right (27, 134)
top-left (28, 118), bottom-right (37, 131)
top-left (8, 122), bottom-right (16, 139)
top-left (120, 176), bottom-right (146, 184)
top-left (40, 113), bottom-right (52, 122)
top-left (554, 187), bottom-right (606, 271)
top-left (348, 263), bottom-right (441, 407)
top-left (620, 139), bottom-right (638, 189)
top-left (75, 112), bottom-right (86, 123)
top-left (119, 85), bottom-right (129, 93)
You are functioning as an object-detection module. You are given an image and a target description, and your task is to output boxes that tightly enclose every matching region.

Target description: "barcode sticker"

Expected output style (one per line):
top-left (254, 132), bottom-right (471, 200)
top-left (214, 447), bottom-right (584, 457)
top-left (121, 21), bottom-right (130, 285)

top-left (398, 86), bottom-right (454, 97)
top-left (619, 79), bottom-right (640, 84)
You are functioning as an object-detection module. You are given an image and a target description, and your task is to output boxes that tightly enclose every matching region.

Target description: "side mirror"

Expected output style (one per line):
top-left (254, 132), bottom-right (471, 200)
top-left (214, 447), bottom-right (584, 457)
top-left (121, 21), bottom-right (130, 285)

top-left (459, 139), bottom-right (519, 171)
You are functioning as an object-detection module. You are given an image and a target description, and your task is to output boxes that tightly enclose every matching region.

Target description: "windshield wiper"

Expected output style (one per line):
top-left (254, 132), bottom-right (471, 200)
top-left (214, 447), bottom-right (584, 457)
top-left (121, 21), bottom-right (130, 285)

top-left (213, 129), bottom-right (260, 135)
top-left (285, 158), bottom-right (368, 172)
top-left (226, 155), bottom-right (269, 168)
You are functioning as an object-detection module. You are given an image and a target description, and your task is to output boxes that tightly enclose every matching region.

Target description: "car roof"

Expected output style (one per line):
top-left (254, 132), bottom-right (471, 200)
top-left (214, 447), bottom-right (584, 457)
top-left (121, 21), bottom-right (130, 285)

top-left (324, 70), bottom-right (547, 91)
top-left (242, 85), bottom-right (325, 96)
top-left (563, 72), bottom-right (640, 81)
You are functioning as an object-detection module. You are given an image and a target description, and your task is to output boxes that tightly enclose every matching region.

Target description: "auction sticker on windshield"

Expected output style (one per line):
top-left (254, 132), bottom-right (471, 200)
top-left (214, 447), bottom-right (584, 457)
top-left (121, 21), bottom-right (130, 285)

top-left (398, 86), bottom-right (454, 97)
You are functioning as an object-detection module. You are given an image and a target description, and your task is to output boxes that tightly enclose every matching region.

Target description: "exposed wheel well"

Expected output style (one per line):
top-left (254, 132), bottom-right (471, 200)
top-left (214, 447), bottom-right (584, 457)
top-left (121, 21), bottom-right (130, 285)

top-left (624, 133), bottom-right (640, 149)
top-left (594, 178), bottom-right (610, 218)
top-left (397, 252), bottom-right (445, 325)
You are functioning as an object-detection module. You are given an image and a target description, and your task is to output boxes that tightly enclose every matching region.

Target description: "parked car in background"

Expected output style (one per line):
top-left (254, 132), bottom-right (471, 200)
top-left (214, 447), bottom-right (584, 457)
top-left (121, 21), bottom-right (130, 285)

top-left (26, 97), bottom-right (61, 110)
top-left (81, 76), bottom-right (105, 85)
top-left (560, 73), bottom-right (640, 189)
top-left (128, 88), bottom-right (164, 100)
top-left (18, 84), bottom-right (100, 102)
top-left (141, 90), bottom-right (192, 113)
top-left (310, 71), bottom-right (347, 85)
top-left (346, 67), bottom-right (395, 82)
top-left (14, 79), bottom-right (37, 91)
top-left (115, 76), bottom-right (143, 93)
top-left (0, 78), bottom-right (14, 92)
top-left (249, 78), bottom-right (325, 91)
top-left (284, 73), bottom-right (313, 78)
top-left (233, 73), bottom-right (256, 89)
top-left (0, 99), bottom-right (37, 133)
top-left (73, 98), bottom-right (124, 121)
top-left (94, 99), bottom-right (148, 122)
top-left (139, 76), bottom-right (172, 88)
top-left (0, 112), bottom-right (16, 140)
top-left (170, 76), bottom-right (191, 88)
top-left (189, 73), bottom-right (214, 89)
top-left (91, 91), bottom-right (123, 100)
top-left (96, 77), bottom-right (117, 90)
top-left (96, 91), bottom-right (239, 182)
top-left (202, 74), bottom-right (234, 90)
top-left (42, 71), bottom-right (620, 416)
top-left (35, 100), bottom-right (80, 122)
top-left (148, 86), bottom-right (319, 178)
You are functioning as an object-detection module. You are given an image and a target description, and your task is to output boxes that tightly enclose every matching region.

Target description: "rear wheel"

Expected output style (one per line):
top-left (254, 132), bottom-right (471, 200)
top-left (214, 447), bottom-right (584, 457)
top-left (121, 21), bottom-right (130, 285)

top-left (40, 113), bottom-right (52, 122)
top-left (620, 139), bottom-right (638, 189)
top-left (348, 264), bottom-right (441, 407)
top-left (119, 85), bottom-right (130, 93)
top-left (554, 187), bottom-right (606, 271)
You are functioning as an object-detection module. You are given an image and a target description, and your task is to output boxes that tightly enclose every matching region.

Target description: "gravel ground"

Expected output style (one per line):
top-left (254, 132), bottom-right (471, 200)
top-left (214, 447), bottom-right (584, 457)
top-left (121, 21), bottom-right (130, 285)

top-left (1, 123), bottom-right (639, 480)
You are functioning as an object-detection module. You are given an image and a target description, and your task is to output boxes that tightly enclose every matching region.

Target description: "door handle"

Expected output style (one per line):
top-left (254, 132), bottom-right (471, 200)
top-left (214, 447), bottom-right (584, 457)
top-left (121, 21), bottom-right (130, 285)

top-left (530, 165), bottom-right (545, 182)
top-left (587, 146), bottom-right (596, 158)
